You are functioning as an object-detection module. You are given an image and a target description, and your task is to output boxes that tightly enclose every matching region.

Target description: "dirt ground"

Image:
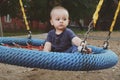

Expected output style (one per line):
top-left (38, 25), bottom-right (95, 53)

top-left (0, 31), bottom-right (120, 80)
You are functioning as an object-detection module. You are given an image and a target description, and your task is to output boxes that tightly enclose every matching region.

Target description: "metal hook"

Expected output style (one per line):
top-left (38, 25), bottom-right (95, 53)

top-left (28, 30), bottom-right (32, 39)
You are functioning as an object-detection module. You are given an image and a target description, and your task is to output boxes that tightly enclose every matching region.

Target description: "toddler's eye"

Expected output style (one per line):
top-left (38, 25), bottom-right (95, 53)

top-left (56, 19), bottom-right (60, 21)
top-left (63, 18), bottom-right (67, 21)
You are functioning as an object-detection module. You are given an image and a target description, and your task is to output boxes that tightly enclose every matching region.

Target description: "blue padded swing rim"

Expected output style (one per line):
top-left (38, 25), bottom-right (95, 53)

top-left (0, 37), bottom-right (118, 71)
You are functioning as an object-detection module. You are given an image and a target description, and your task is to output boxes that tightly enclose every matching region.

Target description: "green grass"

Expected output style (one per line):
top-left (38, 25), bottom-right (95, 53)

top-left (3, 32), bottom-right (27, 36)
top-left (2, 28), bottom-right (118, 37)
top-left (2, 30), bottom-right (46, 37)
top-left (2, 28), bottom-right (86, 37)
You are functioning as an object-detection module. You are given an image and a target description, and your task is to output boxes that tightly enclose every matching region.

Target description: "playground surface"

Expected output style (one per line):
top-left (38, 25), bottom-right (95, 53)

top-left (0, 31), bottom-right (120, 80)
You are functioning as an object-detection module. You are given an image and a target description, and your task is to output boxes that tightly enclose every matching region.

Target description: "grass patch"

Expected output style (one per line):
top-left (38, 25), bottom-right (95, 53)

top-left (3, 32), bottom-right (27, 37)
top-left (2, 30), bottom-right (46, 37)
top-left (3, 28), bottom-right (117, 37)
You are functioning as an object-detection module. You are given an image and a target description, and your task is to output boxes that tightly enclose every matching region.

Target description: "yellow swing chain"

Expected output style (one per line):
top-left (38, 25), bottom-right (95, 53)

top-left (110, 1), bottom-right (120, 32)
top-left (19, 0), bottom-right (32, 39)
top-left (80, 0), bottom-right (104, 53)
top-left (92, 0), bottom-right (104, 27)
top-left (103, 1), bottom-right (120, 49)
top-left (83, 0), bottom-right (104, 42)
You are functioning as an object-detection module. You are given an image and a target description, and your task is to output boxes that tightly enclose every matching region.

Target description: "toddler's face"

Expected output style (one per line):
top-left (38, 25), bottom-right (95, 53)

top-left (50, 9), bottom-right (69, 30)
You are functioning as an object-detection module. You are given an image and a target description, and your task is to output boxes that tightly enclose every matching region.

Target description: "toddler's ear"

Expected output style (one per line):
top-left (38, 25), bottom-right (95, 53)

top-left (50, 19), bottom-right (53, 25)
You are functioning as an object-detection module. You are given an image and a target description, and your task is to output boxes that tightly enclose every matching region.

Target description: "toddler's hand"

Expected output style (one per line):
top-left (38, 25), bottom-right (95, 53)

top-left (78, 41), bottom-right (87, 52)
top-left (78, 41), bottom-right (92, 54)
top-left (84, 48), bottom-right (92, 54)
top-left (78, 46), bottom-right (92, 54)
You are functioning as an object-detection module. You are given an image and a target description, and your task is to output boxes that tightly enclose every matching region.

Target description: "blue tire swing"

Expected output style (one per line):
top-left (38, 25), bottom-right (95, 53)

top-left (0, 38), bottom-right (118, 71)
top-left (0, 0), bottom-right (119, 71)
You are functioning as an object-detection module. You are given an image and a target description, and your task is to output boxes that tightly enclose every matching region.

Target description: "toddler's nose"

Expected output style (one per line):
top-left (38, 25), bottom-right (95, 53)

top-left (60, 19), bottom-right (63, 23)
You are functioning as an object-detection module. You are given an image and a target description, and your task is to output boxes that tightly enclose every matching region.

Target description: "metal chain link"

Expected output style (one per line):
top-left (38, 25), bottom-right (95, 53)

top-left (103, 31), bottom-right (111, 49)
top-left (78, 20), bottom-right (94, 53)
top-left (28, 30), bottom-right (32, 39)
top-left (83, 20), bottom-right (94, 42)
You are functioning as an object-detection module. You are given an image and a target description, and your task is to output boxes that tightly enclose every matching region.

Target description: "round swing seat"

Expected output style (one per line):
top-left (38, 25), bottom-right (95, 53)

top-left (0, 37), bottom-right (118, 71)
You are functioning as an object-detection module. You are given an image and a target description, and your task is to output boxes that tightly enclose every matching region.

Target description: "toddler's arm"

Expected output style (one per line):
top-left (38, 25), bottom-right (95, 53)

top-left (72, 36), bottom-right (92, 53)
top-left (43, 42), bottom-right (52, 52)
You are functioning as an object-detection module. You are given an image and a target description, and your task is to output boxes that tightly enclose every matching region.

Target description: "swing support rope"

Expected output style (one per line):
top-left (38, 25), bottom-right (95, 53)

top-left (84, 0), bottom-right (120, 49)
top-left (103, 1), bottom-right (120, 49)
top-left (83, 0), bottom-right (104, 50)
top-left (79, 0), bottom-right (104, 52)
top-left (92, 0), bottom-right (104, 27)
top-left (19, 0), bottom-right (32, 39)
top-left (83, 0), bottom-right (104, 41)
top-left (110, 1), bottom-right (120, 32)
top-left (78, 0), bottom-right (104, 53)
